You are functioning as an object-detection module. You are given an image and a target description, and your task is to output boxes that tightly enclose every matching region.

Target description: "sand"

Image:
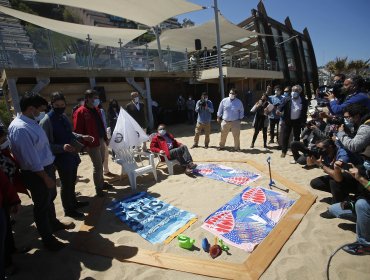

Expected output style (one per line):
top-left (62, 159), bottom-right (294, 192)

top-left (10, 121), bottom-right (370, 280)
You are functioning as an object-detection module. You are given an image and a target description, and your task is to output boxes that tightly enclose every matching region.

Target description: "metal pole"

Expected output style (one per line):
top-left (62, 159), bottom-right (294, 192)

top-left (153, 26), bottom-right (163, 64)
top-left (46, 29), bottom-right (57, 68)
top-left (166, 45), bottom-right (170, 71)
top-left (86, 34), bottom-right (93, 69)
top-left (213, 0), bottom-right (225, 99)
top-left (145, 43), bottom-right (149, 71)
top-left (118, 38), bottom-right (124, 69)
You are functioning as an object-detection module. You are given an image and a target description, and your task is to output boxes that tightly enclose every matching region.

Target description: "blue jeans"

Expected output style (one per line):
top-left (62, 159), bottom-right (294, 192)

top-left (329, 198), bottom-right (370, 246)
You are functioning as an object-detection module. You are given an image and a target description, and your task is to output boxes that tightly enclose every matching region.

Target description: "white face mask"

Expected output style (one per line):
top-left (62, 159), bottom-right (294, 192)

top-left (0, 139), bottom-right (10, 150)
top-left (134, 97), bottom-right (139, 103)
top-left (34, 111), bottom-right (46, 122)
top-left (229, 94), bottom-right (235, 100)
top-left (188, 97), bottom-right (192, 100)
top-left (204, 98), bottom-right (208, 101)
top-left (93, 99), bottom-right (100, 107)
top-left (158, 129), bottom-right (166, 136)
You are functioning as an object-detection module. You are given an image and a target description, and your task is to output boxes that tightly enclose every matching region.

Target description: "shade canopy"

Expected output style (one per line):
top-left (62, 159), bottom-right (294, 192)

top-left (0, 6), bottom-right (146, 47)
top-left (23, 0), bottom-right (204, 27)
top-left (143, 15), bottom-right (258, 52)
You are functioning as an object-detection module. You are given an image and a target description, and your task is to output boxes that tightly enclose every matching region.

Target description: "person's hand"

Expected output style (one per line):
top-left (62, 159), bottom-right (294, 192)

top-left (306, 156), bottom-right (315, 166)
top-left (10, 203), bottom-right (20, 214)
top-left (159, 150), bottom-right (165, 155)
top-left (63, 144), bottom-right (76, 153)
top-left (276, 111), bottom-right (282, 116)
top-left (82, 135), bottom-right (94, 143)
top-left (312, 156), bottom-right (323, 167)
top-left (319, 111), bottom-right (328, 119)
top-left (348, 164), bottom-right (360, 180)
top-left (326, 92), bottom-right (335, 101)
top-left (338, 124), bottom-right (345, 132)
top-left (217, 117), bottom-right (221, 124)
top-left (44, 176), bottom-right (56, 189)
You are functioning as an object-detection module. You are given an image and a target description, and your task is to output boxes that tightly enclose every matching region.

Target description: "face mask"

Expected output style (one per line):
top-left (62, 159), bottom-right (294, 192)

top-left (158, 129), bottom-right (166, 136)
top-left (229, 94), bottom-right (235, 100)
top-left (363, 160), bottom-right (370, 171)
top-left (53, 107), bottom-right (65, 115)
top-left (344, 118), bottom-right (354, 132)
top-left (275, 90), bottom-right (281, 96)
top-left (79, 101), bottom-right (85, 106)
top-left (204, 98), bottom-right (208, 101)
top-left (0, 139), bottom-right (10, 150)
top-left (188, 97), bottom-right (192, 100)
top-left (292, 92), bottom-right (299, 99)
top-left (93, 99), bottom-right (100, 107)
top-left (34, 111), bottom-right (46, 122)
top-left (134, 97), bottom-right (139, 103)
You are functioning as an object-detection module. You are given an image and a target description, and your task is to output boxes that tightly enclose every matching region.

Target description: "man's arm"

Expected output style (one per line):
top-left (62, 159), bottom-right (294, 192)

top-left (337, 126), bottom-right (370, 153)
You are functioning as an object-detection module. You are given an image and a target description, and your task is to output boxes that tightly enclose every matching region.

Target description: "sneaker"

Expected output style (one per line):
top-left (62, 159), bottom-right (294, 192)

top-left (52, 220), bottom-right (75, 232)
top-left (264, 144), bottom-right (268, 148)
top-left (231, 148), bottom-right (240, 152)
top-left (250, 144), bottom-right (254, 148)
top-left (319, 210), bottom-right (335, 219)
top-left (43, 238), bottom-right (66, 252)
top-left (190, 144), bottom-right (198, 149)
top-left (65, 210), bottom-right (85, 219)
top-left (290, 160), bottom-right (297, 164)
top-left (342, 243), bottom-right (370, 255)
top-left (217, 147), bottom-right (224, 151)
top-left (280, 152), bottom-right (286, 158)
top-left (75, 201), bottom-right (89, 209)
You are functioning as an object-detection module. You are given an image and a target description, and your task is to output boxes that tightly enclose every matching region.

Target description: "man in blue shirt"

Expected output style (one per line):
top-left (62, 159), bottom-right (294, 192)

top-left (328, 76), bottom-right (370, 116)
top-left (191, 92), bottom-right (214, 149)
top-left (8, 93), bottom-right (70, 251)
top-left (268, 86), bottom-right (284, 144)
top-left (217, 89), bottom-right (244, 151)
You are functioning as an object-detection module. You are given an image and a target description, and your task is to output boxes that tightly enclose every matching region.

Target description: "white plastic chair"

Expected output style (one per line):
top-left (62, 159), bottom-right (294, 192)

top-left (114, 147), bottom-right (157, 190)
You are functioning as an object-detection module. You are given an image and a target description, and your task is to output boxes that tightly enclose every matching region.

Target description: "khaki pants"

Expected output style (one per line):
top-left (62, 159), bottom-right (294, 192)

top-left (193, 122), bottom-right (211, 146)
top-left (219, 120), bottom-right (240, 149)
top-left (87, 138), bottom-right (105, 191)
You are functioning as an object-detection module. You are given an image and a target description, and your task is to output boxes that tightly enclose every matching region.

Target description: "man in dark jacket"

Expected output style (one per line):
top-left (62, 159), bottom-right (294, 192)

top-left (277, 85), bottom-right (308, 158)
top-left (126, 91), bottom-right (147, 150)
top-left (73, 89), bottom-right (109, 197)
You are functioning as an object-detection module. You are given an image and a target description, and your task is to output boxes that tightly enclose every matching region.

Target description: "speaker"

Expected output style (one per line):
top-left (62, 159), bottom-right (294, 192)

top-left (195, 39), bottom-right (201, 51)
top-left (94, 86), bottom-right (106, 103)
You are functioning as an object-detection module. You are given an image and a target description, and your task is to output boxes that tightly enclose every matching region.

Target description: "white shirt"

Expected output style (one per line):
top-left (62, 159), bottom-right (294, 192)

top-left (290, 97), bottom-right (302, 120)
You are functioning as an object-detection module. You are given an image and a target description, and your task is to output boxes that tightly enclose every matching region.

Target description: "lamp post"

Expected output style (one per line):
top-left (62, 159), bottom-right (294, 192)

top-left (86, 34), bottom-right (93, 69)
top-left (118, 38), bottom-right (124, 69)
top-left (213, 0), bottom-right (225, 99)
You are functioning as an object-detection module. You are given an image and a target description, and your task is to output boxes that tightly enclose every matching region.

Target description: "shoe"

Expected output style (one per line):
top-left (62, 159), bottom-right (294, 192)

top-left (319, 210), bottom-right (335, 219)
top-left (43, 238), bottom-right (66, 252)
top-left (280, 153), bottom-right (286, 158)
top-left (204, 145), bottom-right (208, 149)
top-left (103, 182), bottom-right (113, 190)
top-left (217, 147), bottom-right (224, 151)
top-left (185, 168), bottom-right (193, 175)
top-left (52, 220), bottom-right (75, 232)
top-left (268, 140), bottom-right (274, 144)
top-left (250, 144), bottom-right (254, 148)
top-left (290, 160), bottom-right (297, 164)
top-left (104, 172), bottom-right (115, 177)
top-left (190, 144), bottom-right (198, 149)
top-left (342, 243), bottom-right (370, 255)
top-left (96, 189), bottom-right (105, 197)
top-left (65, 210), bottom-right (85, 219)
top-left (75, 201), bottom-right (89, 209)
top-left (277, 146), bottom-right (282, 150)
top-left (188, 162), bottom-right (197, 169)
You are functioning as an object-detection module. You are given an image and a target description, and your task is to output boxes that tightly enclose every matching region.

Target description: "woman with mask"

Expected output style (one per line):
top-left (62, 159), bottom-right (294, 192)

top-left (40, 92), bottom-right (91, 219)
top-left (250, 94), bottom-right (270, 149)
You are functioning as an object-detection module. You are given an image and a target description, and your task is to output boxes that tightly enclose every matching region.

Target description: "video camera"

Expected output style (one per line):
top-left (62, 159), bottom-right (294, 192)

top-left (307, 146), bottom-right (326, 158)
top-left (327, 115), bottom-right (344, 126)
top-left (199, 99), bottom-right (207, 107)
top-left (316, 81), bottom-right (344, 107)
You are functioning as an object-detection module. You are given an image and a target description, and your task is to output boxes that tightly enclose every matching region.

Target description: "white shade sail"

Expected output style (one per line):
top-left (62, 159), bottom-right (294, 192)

top-left (0, 6), bottom-right (146, 47)
top-left (23, 0), bottom-right (204, 27)
top-left (143, 15), bottom-right (258, 52)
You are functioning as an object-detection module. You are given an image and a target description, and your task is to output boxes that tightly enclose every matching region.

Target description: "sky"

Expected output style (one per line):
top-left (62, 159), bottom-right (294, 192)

top-left (177, 0), bottom-right (370, 67)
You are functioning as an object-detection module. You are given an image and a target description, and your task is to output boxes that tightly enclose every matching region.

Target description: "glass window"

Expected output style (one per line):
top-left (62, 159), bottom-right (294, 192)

top-left (271, 27), bottom-right (285, 72)
top-left (282, 32), bottom-right (296, 80)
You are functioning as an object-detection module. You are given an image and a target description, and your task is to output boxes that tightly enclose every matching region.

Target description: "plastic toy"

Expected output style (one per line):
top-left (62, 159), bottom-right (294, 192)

top-left (218, 239), bottom-right (230, 252)
top-left (202, 238), bottom-right (210, 252)
top-left (177, 235), bottom-right (195, 249)
top-left (209, 237), bottom-right (222, 258)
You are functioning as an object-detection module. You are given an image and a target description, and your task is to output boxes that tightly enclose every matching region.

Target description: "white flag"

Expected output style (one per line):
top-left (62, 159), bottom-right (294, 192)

top-left (109, 107), bottom-right (149, 152)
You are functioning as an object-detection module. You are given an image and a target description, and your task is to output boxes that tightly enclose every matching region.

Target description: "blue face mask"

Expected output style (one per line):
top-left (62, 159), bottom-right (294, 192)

top-left (344, 118), bottom-right (354, 133)
top-left (93, 99), bottom-right (100, 107)
top-left (291, 92), bottom-right (299, 99)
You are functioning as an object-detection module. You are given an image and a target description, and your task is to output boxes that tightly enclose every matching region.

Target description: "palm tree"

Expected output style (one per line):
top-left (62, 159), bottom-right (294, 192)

top-left (325, 57), bottom-right (348, 75)
top-left (347, 59), bottom-right (370, 75)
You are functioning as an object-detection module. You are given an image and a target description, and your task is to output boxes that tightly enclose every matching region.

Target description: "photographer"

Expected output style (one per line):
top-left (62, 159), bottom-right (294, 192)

top-left (326, 147), bottom-right (370, 255)
top-left (309, 139), bottom-right (359, 204)
top-left (336, 103), bottom-right (370, 153)
top-left (290, 109), bottom-right (327, 164)
top-left (191, 92), bottom-right (214, 149)
top-left (328, 76), bottom-right (370, 116)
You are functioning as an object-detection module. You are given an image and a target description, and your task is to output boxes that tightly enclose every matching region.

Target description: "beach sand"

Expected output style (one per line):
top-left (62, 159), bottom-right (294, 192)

top-left (10, 121), bottom-right (370, 279)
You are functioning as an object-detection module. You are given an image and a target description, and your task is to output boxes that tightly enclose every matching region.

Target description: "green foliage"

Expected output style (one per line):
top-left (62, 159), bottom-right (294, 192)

top-left (0, 100), bottom-right (13, 127)
top-left (325, 57), bottom-right (370, 76)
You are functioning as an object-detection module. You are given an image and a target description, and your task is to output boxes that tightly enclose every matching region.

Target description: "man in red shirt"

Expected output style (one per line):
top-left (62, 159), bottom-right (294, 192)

top-left (73, 89), bottom-right (111, 197)
top-left (150, 124), bottom-right (196, 174)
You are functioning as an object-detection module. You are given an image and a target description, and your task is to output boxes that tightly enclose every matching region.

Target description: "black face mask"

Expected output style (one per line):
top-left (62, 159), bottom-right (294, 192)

top-left (54, 107), bottom-right (66, 115)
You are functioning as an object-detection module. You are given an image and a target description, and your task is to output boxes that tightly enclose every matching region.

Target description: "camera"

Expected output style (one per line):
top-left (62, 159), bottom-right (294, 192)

top-left (316, 82), bottom-right (344, 107)
top-left (328, 116), bottom-right (344, 126)
top-left (340, 200), bottom-right (356, 212)
top-left (199, 100), bottom-right (207, 107)
top-left (307, 146), bottom-right (326, 158)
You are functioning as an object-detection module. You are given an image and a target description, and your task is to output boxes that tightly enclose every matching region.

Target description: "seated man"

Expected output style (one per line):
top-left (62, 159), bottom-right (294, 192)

top-left (150, 124), bottom-right (196, 174)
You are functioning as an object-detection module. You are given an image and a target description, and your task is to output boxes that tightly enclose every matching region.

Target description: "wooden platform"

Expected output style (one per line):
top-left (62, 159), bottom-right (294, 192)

top-left (73, 159), bottom-right (316, 280)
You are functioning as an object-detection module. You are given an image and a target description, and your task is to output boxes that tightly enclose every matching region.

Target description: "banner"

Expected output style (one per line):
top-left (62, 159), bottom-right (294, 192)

top-left (202, 187), bottom-right (295, 252)
top-left (108, 192), bottom-right (197, 244)
top-left (109, 107), bottom-right (149, 152)
top-left (193, 163), bottom-right (261, 186)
